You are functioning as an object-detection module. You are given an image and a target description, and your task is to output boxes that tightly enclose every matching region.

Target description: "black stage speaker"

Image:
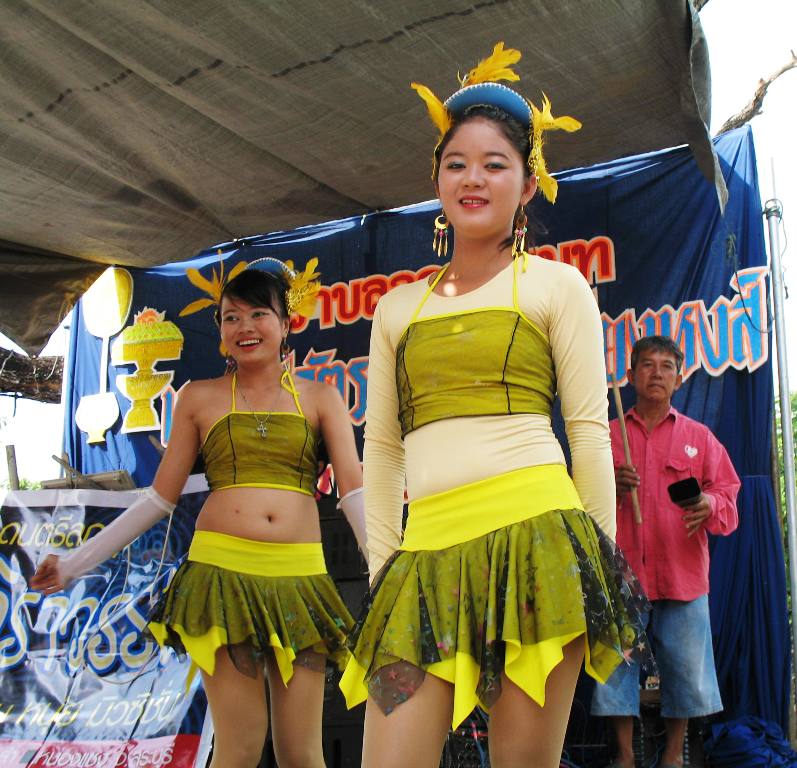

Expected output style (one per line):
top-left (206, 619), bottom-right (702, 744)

top-left (565, 673), bottom-right (705, 768)
top-left (441, 711), bottom-right (490, 768)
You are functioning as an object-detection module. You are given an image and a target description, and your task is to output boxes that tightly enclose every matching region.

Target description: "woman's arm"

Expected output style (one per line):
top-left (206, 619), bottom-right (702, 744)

top-left (30, 381), bottom-right (202, 593)
top-left (149, 382), bottom-right (203, 503)
top-left (316, 382), bottom-right (362, 498)
top-left (363, 298), bottom-right (406, 579)
top-left (316, 382), bottom-right (366, 555)
top-left (546, 266), bottom-right (617, 538)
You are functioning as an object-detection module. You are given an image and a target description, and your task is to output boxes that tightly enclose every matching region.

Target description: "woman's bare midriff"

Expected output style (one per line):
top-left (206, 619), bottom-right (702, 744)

top-left (195, 486), bottom-right (321, 543)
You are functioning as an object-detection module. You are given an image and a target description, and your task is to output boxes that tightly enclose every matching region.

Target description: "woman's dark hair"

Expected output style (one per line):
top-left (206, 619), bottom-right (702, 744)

top-left (434, 104), bottom-right (531, 182)
top-left (433, 104), bottom-right (545, 251)
top-left (214, 269), bottom-right (289, 324)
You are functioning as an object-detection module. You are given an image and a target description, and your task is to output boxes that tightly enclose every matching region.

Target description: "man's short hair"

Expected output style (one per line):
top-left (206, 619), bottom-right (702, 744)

top-left (630, 335), bottom-right (684, 372)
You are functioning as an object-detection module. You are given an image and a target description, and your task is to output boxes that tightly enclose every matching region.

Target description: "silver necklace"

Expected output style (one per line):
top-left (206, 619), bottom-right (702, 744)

top-left (236, 378), bottom-right (283, 438)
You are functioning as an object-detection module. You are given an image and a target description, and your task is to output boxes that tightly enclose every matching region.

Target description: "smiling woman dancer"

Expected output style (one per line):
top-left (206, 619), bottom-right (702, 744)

top-left (340, 44), bottom-right (649, 768)
top-left (32, 258), bottom-right (366, 768)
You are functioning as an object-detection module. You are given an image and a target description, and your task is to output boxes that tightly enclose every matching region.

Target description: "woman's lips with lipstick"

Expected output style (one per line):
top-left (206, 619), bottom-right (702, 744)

top-left (460, 196), bottom-right (488, 208)
top-left (237, 338), bottom-right (262, 349)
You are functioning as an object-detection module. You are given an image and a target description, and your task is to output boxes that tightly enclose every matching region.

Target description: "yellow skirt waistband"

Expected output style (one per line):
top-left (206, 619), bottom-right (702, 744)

top-left (401, 464), bottom-right (583, 552)
top-left (188, 530), bottom-right (327, 576)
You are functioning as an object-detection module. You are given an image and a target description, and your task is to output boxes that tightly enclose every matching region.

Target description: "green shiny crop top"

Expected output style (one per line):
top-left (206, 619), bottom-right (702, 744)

top-left (396, 259), bottom-right (555, 438)
top-left (201, 370), bottom-right (319, 495)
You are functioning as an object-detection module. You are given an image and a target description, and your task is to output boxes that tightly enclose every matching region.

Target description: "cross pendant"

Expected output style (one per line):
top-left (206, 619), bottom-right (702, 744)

top-left (256, 423), bottom-right (268, 438)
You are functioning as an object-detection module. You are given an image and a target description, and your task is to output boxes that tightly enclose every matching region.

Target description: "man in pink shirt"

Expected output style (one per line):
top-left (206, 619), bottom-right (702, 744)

top-left (592, 336), bottom-right (740, 768)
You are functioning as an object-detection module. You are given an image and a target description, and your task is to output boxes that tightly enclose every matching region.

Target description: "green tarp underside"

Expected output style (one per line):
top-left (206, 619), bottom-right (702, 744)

top-left (0, 0), bottom-right (722, 355)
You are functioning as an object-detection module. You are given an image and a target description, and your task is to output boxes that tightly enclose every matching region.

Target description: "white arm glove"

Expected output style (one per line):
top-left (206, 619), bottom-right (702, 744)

top-left (337, 487), bottom-right (368, 563)
top-left (59, 487), bottom-right (175, 586)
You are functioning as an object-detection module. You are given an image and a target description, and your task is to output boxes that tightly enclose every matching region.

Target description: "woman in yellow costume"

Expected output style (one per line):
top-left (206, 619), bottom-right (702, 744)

top-left (32, 259), bottom-right (367, 768)
top-left (340, 44), bottom-right (649, 767)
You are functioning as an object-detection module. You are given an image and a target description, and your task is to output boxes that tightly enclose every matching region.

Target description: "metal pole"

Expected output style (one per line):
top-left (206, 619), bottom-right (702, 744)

top-left (58, 315), bottom-right (72, 477)
top-left (764, 199), bottom-right (797, 713)
top-left (768, 265), bottom-right (785, 528)
top-left (773, 412), bottom-right (784, 533)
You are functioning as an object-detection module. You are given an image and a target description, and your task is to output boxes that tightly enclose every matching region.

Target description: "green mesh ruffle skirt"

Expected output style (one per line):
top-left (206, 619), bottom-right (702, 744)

top-left (149, 531), bottom-right (353, 684)
top-left (340, 465), bottom-right (650, 727)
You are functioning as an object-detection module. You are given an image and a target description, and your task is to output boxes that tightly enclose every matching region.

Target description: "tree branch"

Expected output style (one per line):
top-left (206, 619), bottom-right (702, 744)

top-left (0, 349), bottom-right (63, 403)
top-left (693, 0), bottom-right (710, 12)
top-left (716, 50), bottom-right (797, 135)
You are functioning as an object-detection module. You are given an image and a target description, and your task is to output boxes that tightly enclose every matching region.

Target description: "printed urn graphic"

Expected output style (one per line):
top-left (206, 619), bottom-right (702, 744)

top-left (74, 267), bottom-right (133, 443)
top-left (111, 308), bottom-right (184, 432)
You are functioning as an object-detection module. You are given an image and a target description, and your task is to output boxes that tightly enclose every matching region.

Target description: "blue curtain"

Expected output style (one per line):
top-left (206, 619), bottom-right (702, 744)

top-left (64, 127), bottom-right (789, 728)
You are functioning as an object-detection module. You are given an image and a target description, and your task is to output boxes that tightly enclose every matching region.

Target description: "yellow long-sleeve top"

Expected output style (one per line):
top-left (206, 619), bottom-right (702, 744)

top-left (364, 255), bottom-right (616, 577)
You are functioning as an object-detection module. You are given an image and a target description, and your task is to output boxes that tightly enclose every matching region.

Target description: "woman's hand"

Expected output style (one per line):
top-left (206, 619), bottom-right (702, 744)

top-left (30, 554), bottom-right (69, 595)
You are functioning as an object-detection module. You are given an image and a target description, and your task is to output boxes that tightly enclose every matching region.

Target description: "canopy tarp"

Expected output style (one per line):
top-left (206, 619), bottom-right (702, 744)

top-left (0, 0), bottom-right (722, 354)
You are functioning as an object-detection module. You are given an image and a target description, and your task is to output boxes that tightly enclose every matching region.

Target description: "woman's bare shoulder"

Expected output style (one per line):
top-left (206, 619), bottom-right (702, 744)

top-left (294, 375), bottom-right (339, 406)
top-left (176, 375), bottom-right (231, 409)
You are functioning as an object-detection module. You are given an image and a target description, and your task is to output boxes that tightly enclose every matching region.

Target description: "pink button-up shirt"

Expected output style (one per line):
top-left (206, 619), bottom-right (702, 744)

top-left (611, 406), bottom-right (740, 601)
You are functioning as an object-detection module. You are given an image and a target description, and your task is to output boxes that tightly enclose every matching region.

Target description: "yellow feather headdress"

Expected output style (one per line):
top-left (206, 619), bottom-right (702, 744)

top-left (411, 42), bottom-right (581, 203)
top-left (179, 251), bottom-right (321, 360)
top-left (245, 257), bottom-right (321, 319)
top-left (179, 251), bottom-right (248, 318)
top-left (283, 258), bottom-right (322, 319)
top-left (410, 82), bottom-right (451, 138)
top-left (459, 42), bottom-right (521, 87)
top-left (530, 93), bottom-right (582, 203)
top-left (180, 252), bottom-right (321, 321)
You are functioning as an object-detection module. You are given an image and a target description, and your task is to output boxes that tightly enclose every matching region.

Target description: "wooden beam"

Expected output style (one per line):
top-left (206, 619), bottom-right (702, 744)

top-left (0, 348), bottom-right (63, 403)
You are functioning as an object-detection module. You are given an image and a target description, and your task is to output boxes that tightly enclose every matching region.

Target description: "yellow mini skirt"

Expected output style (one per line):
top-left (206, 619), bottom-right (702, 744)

top-left (340, 465), bottom-right (649, 728)
top-left (149, 531), bottom-right (353, 685)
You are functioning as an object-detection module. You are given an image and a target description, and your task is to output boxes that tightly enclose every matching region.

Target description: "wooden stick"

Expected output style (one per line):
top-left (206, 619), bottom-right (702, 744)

top-left (6, 445), bottom-right (19, 491)
top-left (610, 374), bottom-right (642, 524)
top-left (716, 50), bottom-right (797, 136)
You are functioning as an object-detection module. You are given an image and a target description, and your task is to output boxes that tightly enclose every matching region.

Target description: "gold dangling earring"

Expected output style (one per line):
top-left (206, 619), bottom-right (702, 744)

top-left (512, 208), bottom-right (528, 259)
top-left (433, 213), bottom-right (449, 259)
top-left (280, 338), bottom-right (291, 369)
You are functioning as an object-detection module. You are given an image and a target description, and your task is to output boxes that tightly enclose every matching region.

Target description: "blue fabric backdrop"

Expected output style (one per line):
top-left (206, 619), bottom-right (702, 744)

top-left (63, 126), bottom-right (788, 730)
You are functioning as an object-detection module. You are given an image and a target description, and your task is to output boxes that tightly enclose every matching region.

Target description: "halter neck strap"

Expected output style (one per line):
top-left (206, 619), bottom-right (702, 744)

top-left (281, 369), bottom-right (304, 416)
top-left (230, 369), bottom-right (304, 416)
top-left (409, 264), bottom-right (448, 324)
